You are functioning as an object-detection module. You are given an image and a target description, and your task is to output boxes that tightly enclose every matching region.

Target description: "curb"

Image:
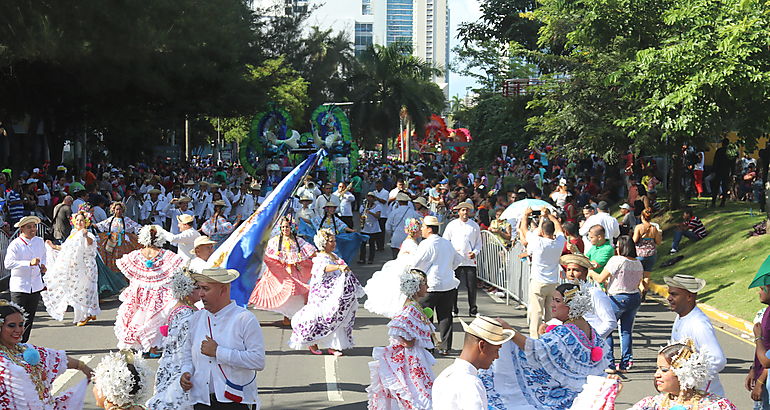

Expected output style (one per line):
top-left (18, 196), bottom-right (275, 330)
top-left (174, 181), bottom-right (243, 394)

top-left (648, 281), bottom-right (754, 335)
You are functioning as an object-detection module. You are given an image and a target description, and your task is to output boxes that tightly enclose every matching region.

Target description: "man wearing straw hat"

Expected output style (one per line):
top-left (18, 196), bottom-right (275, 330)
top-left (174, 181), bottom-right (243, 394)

top-left (181, 268), bottom-right (265, 409)
top-left (189, 236), bottom-right (217, 273)
top-left (4, 216), bottom-right (47, 342)
top-left (559, 253), bottom-right (616, 339)
top-left (666, 273), bottom-right (726, 396)
top-left (141, 188), bottom-right (165, 225)
top-left (432, 315), bottom-right (514, 409)
top-left (166, 213), bottom-right (201, 262)
top-left (443, 201), bottom-right (482, 317)
top-left (412, 215), bottom-right (463, 355)
top-left (164, 196), bottom-right (196, 235)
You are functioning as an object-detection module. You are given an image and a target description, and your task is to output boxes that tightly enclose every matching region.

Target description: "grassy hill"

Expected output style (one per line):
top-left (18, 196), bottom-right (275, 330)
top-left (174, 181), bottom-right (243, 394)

top-left (647, 198), bottom-right (769, 320)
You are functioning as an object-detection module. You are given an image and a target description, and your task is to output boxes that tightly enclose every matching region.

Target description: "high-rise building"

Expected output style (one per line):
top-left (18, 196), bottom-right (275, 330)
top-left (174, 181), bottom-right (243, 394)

top-left (253, 0), bottom-right (449, 94)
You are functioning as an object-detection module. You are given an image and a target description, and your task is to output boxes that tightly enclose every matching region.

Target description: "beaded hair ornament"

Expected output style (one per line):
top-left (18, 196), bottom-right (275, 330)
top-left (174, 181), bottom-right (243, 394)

top-left (663, 339), bottom-right (711, 390)
top-left (138, 224), bottom-right (167, 248)
top-left (404, 218), bottom-right (422, 235)
top-left (170, 268), bottom-right (196, 301)
top-left (93, 350), bottom-right (152, 408)
top-left (70, 205), bottom-right (94, 228)
top-left (0, 299), bottom-right (27, 326)
top-left (562, 283), bottom-right (593, 320)
top-left (399, 268), bottom-right (425, 297)
top-left (314, 228), bottom-right (335, 250)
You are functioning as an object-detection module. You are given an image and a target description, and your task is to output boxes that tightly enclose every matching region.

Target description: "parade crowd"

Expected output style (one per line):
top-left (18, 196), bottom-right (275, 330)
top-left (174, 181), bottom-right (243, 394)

top-left (1, 144), bottom-right (767, 409)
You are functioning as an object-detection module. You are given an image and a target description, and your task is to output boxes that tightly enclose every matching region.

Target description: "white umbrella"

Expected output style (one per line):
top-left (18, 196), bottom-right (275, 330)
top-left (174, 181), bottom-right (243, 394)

top-left (500, 198), bottom-right (557, 221)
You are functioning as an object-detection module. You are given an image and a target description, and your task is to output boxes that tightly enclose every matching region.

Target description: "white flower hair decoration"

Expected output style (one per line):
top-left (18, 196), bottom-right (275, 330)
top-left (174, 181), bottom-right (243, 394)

top-left (563, 283), bottom-right (593, 320)
top-left (399, 268), bottom-right (425, 297)
top-left (170, 268), bottom-right (196, 301)
top-left (665, 339), bottom-right (711, 390)
top-left (138, 225), bottom-right (167, 248)
top-left (0, 299), bottom-right (27, 326)
top-left (93, 350), bottom-right (152, 408)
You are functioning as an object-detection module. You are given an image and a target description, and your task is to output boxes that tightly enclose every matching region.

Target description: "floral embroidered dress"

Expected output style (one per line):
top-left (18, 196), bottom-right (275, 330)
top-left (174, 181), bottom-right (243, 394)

top-left (114, 249), bottom-right (185, 351)
top-left (364, 237), bottom-right (419, 318)
top-left (366, 302), bottom-right (436, 409)
top-left (248, 234), bottom-right (317, 317)
top-left (0, 344), bottom-right (89, 409)
top-left (201, 216), bottom-right (234, 247)
top-left (95, 216), bottom-right (142, 271)
top-left (289, 252), bottom-right (365, 350)
top-left (147, 305), bottom-right (195, 410)
top-left (630, 392), bottom-right (737, 410)
top-left (42, 230), bottom-right (100, 323)
top-left (479, 323), bottom-right (611, 410)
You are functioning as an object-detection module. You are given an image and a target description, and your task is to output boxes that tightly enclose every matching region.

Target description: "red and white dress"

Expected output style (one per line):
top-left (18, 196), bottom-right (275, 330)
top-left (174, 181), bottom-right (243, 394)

top-left (114, 249), bottom-right (184, 351)
top-left (0, 344), bottom-right (89, 409)
top-left (366, 302), bottom-right (435, 409)
top-left (248, 234), bottom-right (316, 318)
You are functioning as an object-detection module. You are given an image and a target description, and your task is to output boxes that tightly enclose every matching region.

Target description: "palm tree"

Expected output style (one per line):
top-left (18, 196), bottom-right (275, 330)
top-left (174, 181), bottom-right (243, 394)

top-left (348, 42), bottom-right (446, 157)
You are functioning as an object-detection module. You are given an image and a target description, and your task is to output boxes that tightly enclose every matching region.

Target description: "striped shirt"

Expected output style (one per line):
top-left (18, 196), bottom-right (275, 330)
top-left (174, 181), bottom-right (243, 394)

top-left (687, 216), bottom-right (707, 239)
top-left (6, 190), bottom-right (24, 223)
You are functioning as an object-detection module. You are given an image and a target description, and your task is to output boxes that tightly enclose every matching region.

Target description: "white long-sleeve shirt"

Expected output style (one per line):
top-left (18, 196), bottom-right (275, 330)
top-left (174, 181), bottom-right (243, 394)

top-left (579, 212), bottom-right (620, 249)
top-left (432, 358), bottom-right (486, 410)
top-left (333, 191), bottom-right (355, 217)
top-left (182, 301), bottom-right (265, 407)
top-left (164, 207), bottom-right (196, 235)
top-left (412, 234), bottom-right (462, 292)
top-left (386, 205), bottom-right (418, 249)
top-left (4, 236), bottom-right (46, 293)
top-left (671, 306), bottom-right (726, 396)
top-left (141, 199), bottom-right (165, 225)
top-left (442, 218), bottom-right (482, 267)
top-left (167, 228), bottom-right (200, 262)
top-left (585, 283), bottom-right (617, 339)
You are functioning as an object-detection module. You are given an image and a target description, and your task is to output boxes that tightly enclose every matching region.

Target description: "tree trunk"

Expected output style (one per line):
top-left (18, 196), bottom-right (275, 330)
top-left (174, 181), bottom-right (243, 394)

top-left (380, 132), bottom-right (388, 161)
top-left (670, 150), bottom-right (682, 210)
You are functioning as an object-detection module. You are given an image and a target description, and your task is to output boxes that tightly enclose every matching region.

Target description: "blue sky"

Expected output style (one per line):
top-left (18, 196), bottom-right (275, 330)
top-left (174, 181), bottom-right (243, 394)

top-left (448, 0), bottom-right (481, 98)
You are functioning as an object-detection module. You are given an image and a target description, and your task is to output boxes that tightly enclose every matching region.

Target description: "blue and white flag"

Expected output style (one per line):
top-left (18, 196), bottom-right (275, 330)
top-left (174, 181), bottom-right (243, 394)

top-left (207, 150), bottom-right (324, 305)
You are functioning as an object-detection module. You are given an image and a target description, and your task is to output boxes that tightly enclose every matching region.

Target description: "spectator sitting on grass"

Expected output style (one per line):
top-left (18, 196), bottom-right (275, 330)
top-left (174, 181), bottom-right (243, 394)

top-left (670, 208), bottom-right (708, 254)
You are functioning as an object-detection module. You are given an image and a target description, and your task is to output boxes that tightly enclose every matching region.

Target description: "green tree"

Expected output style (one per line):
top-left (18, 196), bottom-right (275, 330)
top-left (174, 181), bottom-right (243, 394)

top-left (348, 43), bottom-right (446, 156)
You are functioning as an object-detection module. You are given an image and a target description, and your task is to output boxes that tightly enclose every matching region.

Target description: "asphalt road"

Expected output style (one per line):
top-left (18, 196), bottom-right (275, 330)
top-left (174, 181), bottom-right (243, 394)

top-left (24, 250), bottom-right (755, 409)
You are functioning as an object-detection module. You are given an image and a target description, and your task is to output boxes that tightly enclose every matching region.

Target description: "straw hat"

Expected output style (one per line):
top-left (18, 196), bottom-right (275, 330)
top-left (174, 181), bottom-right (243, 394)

top-left (191, 236), bottom-right (216, 254)
top-left (395, 192), bottom-right (411, 202)
top-left (148, 189), bottom-right (161, 195)
top-left (177, 196), bottom-right (192, 203)
top-left (663, 274), bottom-right (706, 294)
top-left (191, 268), bottom-right (240, 284)
top-left (422, 215), bottom-right (441, 227)
top-left (14, 215), bottom-right (41, 228)
top-left (176, 214), bottom-right (195, 225)
top-left (453, 202), bottom-right (474, 211)
top-left (559, 254), bottom-right (593, 270)
top-left (413, 197), bottom-right (428, 208)
top-left (460, 315), bottom-right (515, 345)
top-left (366, 191), bottom-right (377, 197)
top-left (213, 200), bottom-right (227, 207)
top-left (299, 193), bottom-right (314, 202)
top-left (183, 180), bottom-right (195, 186)
top-left (199, 181), bottom-right (209, 187)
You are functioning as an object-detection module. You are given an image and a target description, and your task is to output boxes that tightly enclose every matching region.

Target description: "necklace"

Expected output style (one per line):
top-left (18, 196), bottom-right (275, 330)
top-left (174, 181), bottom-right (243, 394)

top-left (660, 390), bottom-right (704, 409)
top-left (0, 344), bottom-right (49, 403)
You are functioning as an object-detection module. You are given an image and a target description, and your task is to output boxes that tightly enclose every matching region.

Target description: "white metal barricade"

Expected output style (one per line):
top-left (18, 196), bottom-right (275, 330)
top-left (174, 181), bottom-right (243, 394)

top-left (478, 230), bottom-right (530, 306)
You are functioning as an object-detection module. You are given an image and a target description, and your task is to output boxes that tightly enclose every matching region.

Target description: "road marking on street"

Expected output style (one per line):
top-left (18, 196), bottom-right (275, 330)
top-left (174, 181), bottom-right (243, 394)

top-left (324, 355), bottom-right (344, 402)
top-left (51, 355), bottom-right (95, 395)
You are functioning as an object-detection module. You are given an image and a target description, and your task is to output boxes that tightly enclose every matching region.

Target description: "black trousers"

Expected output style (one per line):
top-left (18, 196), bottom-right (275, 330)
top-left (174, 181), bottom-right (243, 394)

top-left (421, 289), bottom-right (457, 351)
top-left (377, 218), bottom-right (387, 250)
top-left (359, 232), bottom-right (380, 262)
top-left (11, 291), bottom-right (41, 343)
top-left (711, 173), bottom-right (730, 205)
top-left (340, 215), bottom-right (354, 229)
top-left (453, 266), bottom-right (478, 316)
top-left (194, 395), bottom-right (252, 409)
top-left (391, 247), bottom-right (400, 259)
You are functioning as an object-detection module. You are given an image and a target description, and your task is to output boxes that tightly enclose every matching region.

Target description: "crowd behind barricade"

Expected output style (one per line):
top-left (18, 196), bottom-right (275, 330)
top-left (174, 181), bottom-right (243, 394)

top-left (0, 144), bottom-right (763, 409)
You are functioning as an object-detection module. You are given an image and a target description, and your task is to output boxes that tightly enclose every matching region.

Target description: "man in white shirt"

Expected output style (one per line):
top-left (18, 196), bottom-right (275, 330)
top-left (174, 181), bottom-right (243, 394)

top-left (167, 214), bottom-right (200, 263)
top-left (188, 236), bottom-right (216, 273)
top-left (141, 188), bottom-right (166, 226)
top-left (443, 202), bottom-right (482, 317)
top-left (665, 274), bottom-right (726, 396)
top-left (432, 315), bottom-right (514, 409)
top-left (296, 178), bottom-right (321, 202)
top-left (312, 183), bottom-right (335, 217)
top-left (519, 207), bottom-right (567, 338)
top-left (181, 268), bottom-right (265, 409)
top-left (413, 215), bottom-right (463, 354)
top-left (164, 196), bottom-right (196, 235)
top-left (231, 182), bottom-right (256, 222)
top-left (373, 180), bottom-right (390, 251)
top-left (579, 200), bottom-right (620, 249)
top-left (358, 192), bottom-right (383, 264)
top-left (333, 182), bottom-right (356, 229)
top-left (559, 254), bottom-right (616, 339)
top-left (4, 216), bottom-right (47, 342)
top-left (385, 192), bottom-right (418, 259)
